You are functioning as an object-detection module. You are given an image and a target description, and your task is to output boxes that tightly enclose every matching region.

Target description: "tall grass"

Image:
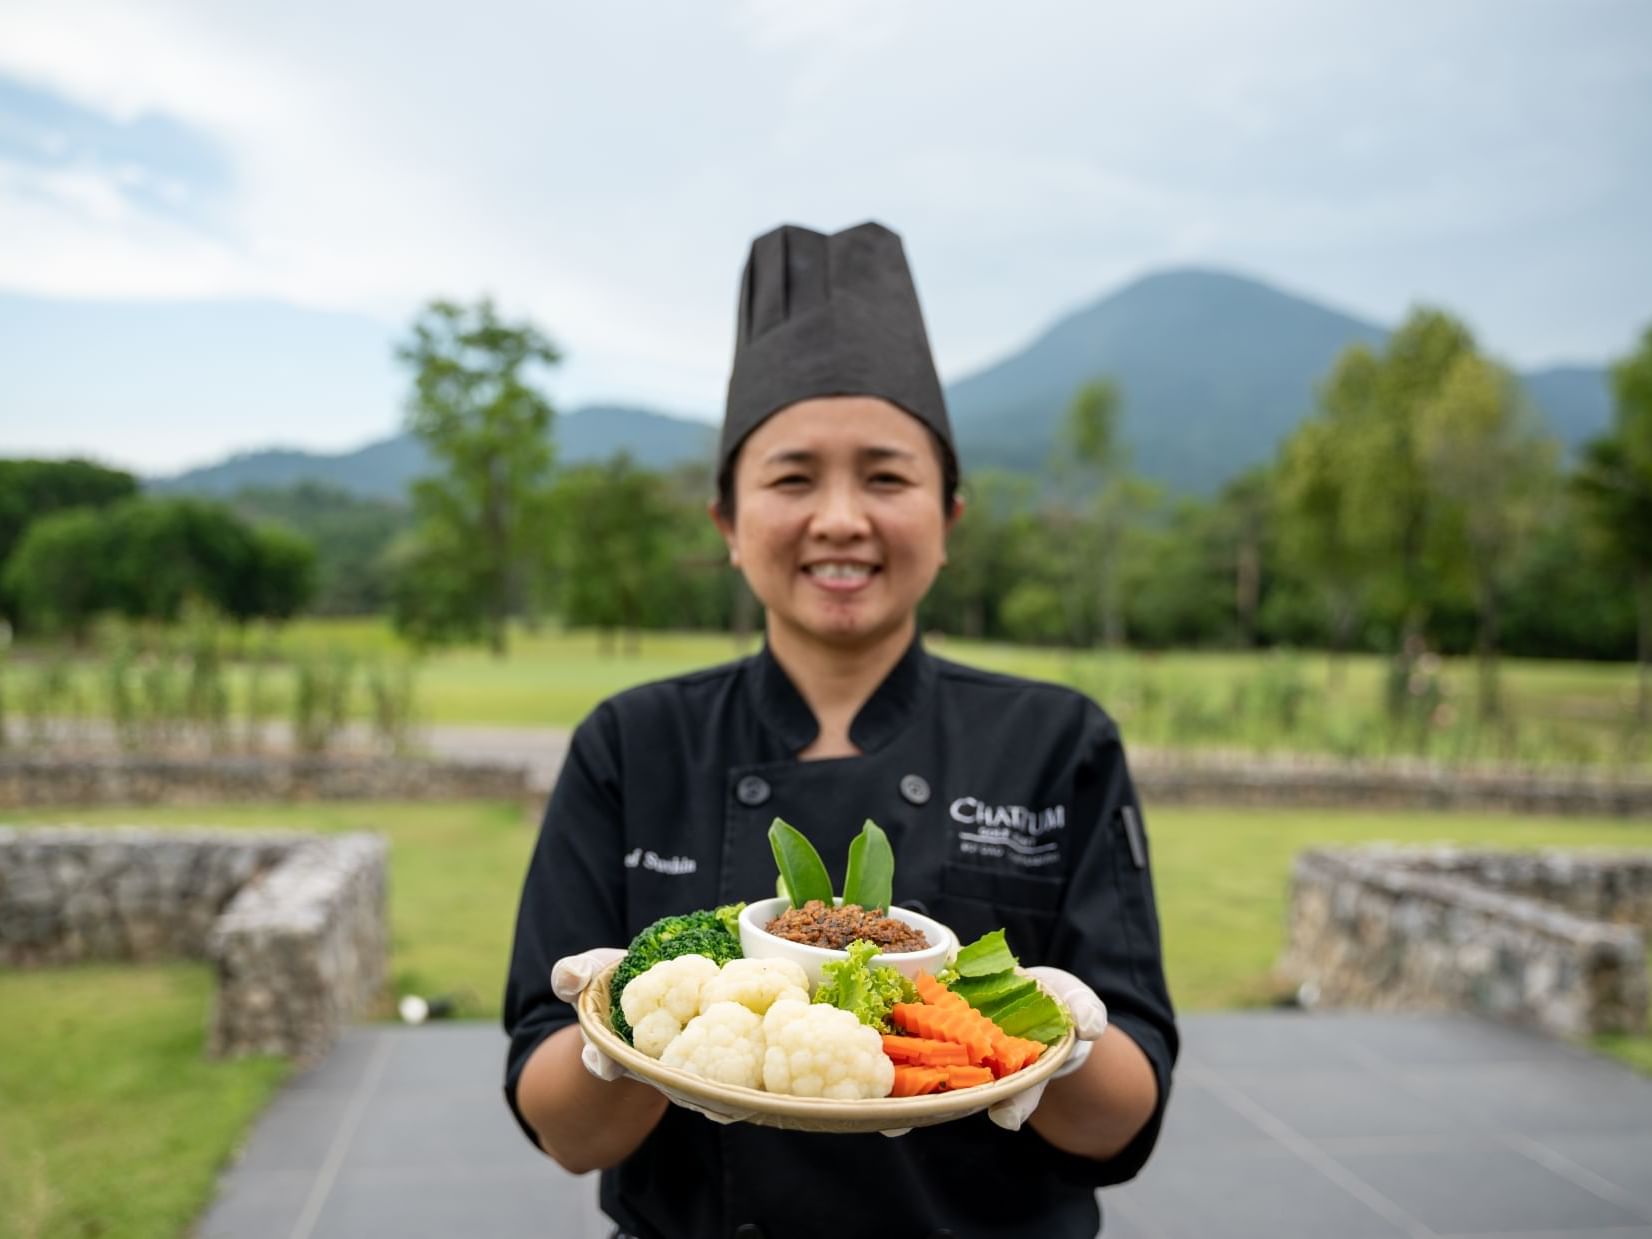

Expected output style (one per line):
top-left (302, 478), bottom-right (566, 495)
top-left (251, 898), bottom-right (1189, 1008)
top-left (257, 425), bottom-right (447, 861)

top-left (8, 621), bottom-right (1649, 769)
top-left (6, 611), bottom-right (424, 759)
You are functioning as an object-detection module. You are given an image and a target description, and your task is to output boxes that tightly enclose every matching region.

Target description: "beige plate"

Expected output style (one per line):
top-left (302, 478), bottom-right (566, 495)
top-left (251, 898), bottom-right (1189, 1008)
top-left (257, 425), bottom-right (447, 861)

top-left (575, 962), bottom-right (1076, 1133)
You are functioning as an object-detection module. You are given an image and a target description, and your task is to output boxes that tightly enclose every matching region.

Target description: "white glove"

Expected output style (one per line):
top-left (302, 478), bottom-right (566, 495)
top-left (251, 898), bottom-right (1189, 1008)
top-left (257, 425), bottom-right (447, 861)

top-left (550, 947), bottom-right (628, 1082)
top-left (987, 966), bottom-right (1108, 1133)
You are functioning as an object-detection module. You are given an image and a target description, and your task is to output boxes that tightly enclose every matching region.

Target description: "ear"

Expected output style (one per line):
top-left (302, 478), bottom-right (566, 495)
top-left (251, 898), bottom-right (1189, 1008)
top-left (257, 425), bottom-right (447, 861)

top-left (707, 498), bottom-right (740, 565)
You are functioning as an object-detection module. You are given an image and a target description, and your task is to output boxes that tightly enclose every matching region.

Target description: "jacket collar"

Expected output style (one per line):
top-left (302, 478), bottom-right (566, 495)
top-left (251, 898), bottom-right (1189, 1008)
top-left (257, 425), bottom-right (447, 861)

top-left (748, 633), bottom-right (935, 756)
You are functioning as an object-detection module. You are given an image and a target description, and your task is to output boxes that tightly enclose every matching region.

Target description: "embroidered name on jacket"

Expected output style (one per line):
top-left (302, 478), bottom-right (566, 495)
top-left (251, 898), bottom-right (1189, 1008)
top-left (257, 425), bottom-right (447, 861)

top-left (624, 848), bottom-right (698, 875)
top-left (949, 797), bottom-right (1066, 868)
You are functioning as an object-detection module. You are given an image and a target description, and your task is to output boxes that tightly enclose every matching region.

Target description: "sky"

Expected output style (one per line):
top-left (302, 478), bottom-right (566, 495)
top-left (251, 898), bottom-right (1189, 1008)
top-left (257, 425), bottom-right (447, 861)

top-left (1, 0), bottom-right (1649, 476)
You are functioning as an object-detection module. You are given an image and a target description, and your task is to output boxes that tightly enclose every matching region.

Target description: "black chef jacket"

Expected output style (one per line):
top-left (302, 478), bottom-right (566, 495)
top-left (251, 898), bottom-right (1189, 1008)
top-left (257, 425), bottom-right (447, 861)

top-left (504, 636), bottom-right (1177, 1239)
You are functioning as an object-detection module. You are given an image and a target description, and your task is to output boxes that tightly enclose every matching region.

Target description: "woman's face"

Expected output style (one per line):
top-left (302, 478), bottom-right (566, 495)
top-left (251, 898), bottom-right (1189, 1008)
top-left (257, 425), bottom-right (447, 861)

top-left (713, 396), bottom-right (961, 655)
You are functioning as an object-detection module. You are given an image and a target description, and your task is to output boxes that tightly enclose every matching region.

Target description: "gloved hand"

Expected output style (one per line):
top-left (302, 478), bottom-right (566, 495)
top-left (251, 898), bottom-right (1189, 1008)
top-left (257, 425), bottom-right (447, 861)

top-left (987, 966), bottom-right (1108, 1133)
top-left (550, 947), bottom-right (751, 1125)
top-left (550, 947), bottom-right (628, 1081)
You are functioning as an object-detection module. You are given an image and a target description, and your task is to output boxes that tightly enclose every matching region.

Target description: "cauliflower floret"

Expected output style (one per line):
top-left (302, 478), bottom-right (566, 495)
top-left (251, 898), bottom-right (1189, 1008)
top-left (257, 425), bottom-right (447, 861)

top-left (661, 1001), bottom-right (766, 1089)
top-left (620, 954), bottom-right (721, 1058)
top-left (699, 957), bottom-right (810, 1016)
top-left (761, 999), bottom-right (895, 1100)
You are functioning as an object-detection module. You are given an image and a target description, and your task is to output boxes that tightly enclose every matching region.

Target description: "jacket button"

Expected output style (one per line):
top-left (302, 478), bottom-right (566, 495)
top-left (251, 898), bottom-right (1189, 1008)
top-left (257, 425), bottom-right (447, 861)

top-left (899, 774), bottom-right (931, 806)
top-left (735, 775), bottom-right (771, 807)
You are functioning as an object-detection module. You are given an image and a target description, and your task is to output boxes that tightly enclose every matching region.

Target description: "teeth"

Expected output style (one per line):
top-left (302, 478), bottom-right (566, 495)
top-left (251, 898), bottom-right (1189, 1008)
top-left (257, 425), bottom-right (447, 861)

top-left (808, 562), bottom-right (872, 580)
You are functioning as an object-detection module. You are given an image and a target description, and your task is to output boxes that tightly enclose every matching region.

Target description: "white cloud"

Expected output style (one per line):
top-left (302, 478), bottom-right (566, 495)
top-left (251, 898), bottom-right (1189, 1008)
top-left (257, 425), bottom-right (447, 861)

top-left (0, 0), bottom-right (1648, 430)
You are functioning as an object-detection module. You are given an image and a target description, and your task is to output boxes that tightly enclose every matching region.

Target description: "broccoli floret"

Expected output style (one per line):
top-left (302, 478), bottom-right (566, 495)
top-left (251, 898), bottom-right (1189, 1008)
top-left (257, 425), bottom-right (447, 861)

top-left (609, 904), bottom-right (744, 1043)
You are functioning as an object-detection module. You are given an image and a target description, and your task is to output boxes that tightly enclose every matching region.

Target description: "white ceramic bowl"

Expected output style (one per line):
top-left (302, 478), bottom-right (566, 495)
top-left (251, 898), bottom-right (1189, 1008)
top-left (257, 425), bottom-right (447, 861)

top-left (737, 895), bottom-right (956, 988)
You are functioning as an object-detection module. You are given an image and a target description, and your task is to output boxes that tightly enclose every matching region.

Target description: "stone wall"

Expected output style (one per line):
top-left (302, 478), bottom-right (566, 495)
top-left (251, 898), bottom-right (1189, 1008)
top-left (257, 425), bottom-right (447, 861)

top-left (0, 826), bottom-right (388, 1062)
top-left (1131, 751), bottom-right (1652, 816)
top-left (0, 754), bottom-right (529, 808)
top-left (1369, 848), bottom-right (1652, 927)
top-left (0, 827), bottom-right (298, 963)
top-left (1283, 846), bottom-right (1652, 1037)
top-left (208, 833), bottom-right (388, 1062)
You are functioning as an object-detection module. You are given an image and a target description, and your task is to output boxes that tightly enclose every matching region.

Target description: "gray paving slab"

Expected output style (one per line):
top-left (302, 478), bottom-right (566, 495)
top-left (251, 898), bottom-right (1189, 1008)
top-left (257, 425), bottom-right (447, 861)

top-left (1206, 1065), bottom-right (1484, 1141)
top-left (1326, 1146), bottom-right (1648, 1235)
top-left (198, 1012), bottom-right (1652, 1239)
top-left (1107, 1144), bottom-right (1415, 1239)
top-left (1394, 1059), bottom-right (1652, 1135)
top-left (1531, 1131), bottom-right (1652, 1211)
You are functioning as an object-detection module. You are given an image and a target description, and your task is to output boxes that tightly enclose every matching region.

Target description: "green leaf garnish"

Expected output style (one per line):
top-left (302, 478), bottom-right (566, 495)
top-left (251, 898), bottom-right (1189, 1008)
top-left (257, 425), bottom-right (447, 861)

top-left (768, 817), bottom-right (834, 908)
top-left (841, 819), bottom-right (894, 912)
top-left (953, 928), bottom-right (1017, 977)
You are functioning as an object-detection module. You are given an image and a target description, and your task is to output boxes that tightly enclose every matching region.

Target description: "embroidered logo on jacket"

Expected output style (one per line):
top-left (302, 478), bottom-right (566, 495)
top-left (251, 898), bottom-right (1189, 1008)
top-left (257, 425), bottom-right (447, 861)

top-left (948, 797), bottom-right (1065, 868)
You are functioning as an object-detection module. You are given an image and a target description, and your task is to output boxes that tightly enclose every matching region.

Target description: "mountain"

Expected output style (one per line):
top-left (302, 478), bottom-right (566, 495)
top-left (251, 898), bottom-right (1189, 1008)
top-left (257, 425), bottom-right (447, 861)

top-left (1518, 365), bottom-right (1613, 449)
top-left (150, 404), bottom-right (717, 500)
top-left (151, 270), bottom-right (1614, 500)
top-left (946, 268), bottom-right (1611, 494)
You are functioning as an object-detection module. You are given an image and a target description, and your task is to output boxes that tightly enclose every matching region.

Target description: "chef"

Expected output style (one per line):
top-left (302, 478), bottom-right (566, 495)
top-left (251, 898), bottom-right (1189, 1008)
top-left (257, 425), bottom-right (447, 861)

top-left (503, 221), bottom-right (1177, 1239)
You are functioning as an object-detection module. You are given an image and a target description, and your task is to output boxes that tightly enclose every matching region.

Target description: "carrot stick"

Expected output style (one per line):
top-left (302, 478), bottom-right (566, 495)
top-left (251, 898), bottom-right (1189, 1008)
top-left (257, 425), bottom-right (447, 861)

top-left (890, 1065), bottom-right (950, 1097)
top-left (891, 1003), bottom-right (994, 1064)
top-left (914, 971), bottom-right (970, 1010)
top-left (881, 1035), bottom-right (970, 1066)
top-left (945, 1065), bottom-right (995, 1089)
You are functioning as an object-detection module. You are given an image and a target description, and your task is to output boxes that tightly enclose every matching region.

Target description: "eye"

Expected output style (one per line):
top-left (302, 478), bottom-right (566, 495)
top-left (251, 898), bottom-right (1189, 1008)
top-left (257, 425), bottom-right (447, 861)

top-left (770, 473), bottom-right (810, 489)
top-left (869, 471), bottom-right (912, 488)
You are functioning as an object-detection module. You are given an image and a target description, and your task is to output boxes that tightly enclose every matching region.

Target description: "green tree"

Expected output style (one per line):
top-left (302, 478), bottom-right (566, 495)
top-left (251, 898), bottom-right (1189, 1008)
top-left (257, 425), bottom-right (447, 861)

top-left (1213, 468), bottom-right (1274, 649)
top-left (654, 461), bottom-right (747, 634)
top-left (1417, 354), bottom-right (1558, 719)
top-left (245, 525), bottom-right (319, 621)
top-left (549, 455), bottom-right (673, 653)
top-left (385, 521), bottom-right (482, 650)
top-left (394, 298), bottom-right (560, 655)
top-left (228, 482), bottom-right (406, 614)
top-left (1297, 310), bottom-right (1477, 709)
top-left (1350, 311), bottom-right (1477, 641)
top-left (922, 470), bottom-right (1039, 639)
top-left (1121, 497), bottom-right (1234, 648)
top-left (1499, 492), bottom-right (1636, 661)
top-left (1275, 405), bottom-right (1367, 678)
top-left (999, 581), bottom-right (1069, 645)
top-left (1, 508), bottom-right (112, 639)
top-left (1057, 378), bottom-right (1138, 647)
top-left (1575, 323), bottom-right (1652, 721)
top-left (2, 497), bottom-right (312, 633)
top-left (103, 498), bottom-right (257, 623)
top-left (0, 458), bottom-right (136, 567)
top-left (0, 458), bottom-right (137, 623)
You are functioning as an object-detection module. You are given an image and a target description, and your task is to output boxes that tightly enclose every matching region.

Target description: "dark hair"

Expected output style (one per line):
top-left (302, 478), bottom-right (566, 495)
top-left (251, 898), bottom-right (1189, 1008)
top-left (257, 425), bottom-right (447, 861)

top-left (715, 423), bottom-right (961, 522)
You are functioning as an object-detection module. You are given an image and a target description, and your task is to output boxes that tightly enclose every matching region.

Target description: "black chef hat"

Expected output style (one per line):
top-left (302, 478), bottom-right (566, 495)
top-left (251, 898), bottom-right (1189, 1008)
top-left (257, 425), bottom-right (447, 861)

top-left (720, 221), bottom-right (954, 473)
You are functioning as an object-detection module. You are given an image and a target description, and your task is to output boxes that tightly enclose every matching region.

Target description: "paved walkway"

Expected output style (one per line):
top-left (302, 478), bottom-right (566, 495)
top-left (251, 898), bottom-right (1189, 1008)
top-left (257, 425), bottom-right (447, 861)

top-left (198, 1012), bottom-right (1652, 1239)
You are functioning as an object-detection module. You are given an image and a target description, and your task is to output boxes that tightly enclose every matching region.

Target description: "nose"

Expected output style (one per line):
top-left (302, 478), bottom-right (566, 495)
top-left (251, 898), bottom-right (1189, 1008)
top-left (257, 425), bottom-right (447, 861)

top-left (808, 475), bottom-right (871, 542)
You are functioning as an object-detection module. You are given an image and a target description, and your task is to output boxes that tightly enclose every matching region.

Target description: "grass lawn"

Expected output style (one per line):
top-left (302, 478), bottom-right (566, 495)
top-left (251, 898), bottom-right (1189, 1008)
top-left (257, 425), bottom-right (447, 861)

top-left (0, 799), bottom-right (536, 1239)
top-left (0, 964), bottom-right (287, 1239)
top-left (3, 799), bottom-right (1651, 1236)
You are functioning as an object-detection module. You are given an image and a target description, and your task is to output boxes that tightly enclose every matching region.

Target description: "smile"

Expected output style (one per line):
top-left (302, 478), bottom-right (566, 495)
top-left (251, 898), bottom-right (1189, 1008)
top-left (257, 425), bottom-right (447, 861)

top-left (802, 562), bottom-right (879, 581)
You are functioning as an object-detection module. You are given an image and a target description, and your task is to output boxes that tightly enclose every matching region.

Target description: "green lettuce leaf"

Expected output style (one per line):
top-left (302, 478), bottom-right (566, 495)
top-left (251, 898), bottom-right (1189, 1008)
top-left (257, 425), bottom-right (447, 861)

top-left (953, 928), bottom-right (1017, 978)
top-left (812, 939), bottom-right (917, 1031)
top-left (943, 928), bottom-right (1073, 1045)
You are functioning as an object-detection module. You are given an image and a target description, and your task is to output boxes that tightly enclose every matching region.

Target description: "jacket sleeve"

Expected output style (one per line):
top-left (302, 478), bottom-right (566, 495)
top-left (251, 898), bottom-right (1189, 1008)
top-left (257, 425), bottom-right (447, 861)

top-left (501, 704), bottom-right (629, 1148)
top-left (1043, 702), bottom-right (1179, 1187)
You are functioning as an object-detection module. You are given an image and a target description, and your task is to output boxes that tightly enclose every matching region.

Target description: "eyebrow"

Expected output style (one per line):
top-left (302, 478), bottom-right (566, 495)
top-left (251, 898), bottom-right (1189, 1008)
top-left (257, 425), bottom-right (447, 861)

top-left (760, 446), bottom-right (919, 467)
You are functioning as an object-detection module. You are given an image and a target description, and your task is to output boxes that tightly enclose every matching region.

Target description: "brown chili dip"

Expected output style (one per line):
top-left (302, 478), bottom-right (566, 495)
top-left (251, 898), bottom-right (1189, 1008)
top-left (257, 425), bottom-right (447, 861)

top-left (764, 900), bottom-right (931, 952)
